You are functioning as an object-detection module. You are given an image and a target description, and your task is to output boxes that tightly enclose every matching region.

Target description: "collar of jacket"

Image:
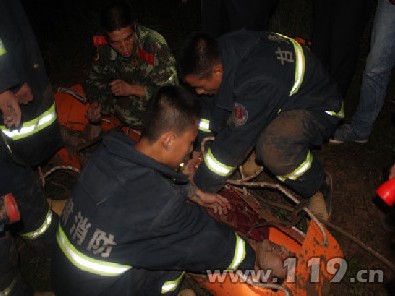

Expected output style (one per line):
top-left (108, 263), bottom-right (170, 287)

top-left (102, 131), bottom-right (189, 184)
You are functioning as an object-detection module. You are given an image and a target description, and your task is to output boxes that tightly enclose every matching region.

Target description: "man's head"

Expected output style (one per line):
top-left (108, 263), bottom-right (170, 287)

top-left (179, 32), bottom-right (223, 96)
top-left (101, 1), bottom-right (136, 58)
top-left (136, 85), bottom-right (201, 169)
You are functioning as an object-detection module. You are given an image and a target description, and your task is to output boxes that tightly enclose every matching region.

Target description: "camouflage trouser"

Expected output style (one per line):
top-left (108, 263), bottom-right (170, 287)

top-left (256, 109), bottom-right (339, 198)
top-left (0, 146), bottom-right (59, 296)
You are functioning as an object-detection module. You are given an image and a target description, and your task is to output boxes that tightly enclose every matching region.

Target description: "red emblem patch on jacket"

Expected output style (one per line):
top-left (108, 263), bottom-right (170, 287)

top-left (232, 103), bottom-right (248, 126)
top-left (138, 48), bottom-right (155, 65)
top-left (93, 35), bottom-right (108, 46)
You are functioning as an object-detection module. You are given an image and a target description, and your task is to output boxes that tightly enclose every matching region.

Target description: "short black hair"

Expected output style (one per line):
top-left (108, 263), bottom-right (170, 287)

top-left (100, 1), bottom-right (136, 33)
top-left (179, 32), bottom-right (222, 79)
top-left (141, 85), bottom-right (201, 142)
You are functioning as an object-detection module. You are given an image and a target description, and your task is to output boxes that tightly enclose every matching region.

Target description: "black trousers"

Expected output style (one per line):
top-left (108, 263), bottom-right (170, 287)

top-left (256, 110), bottom-right (339, 198)
top-left (0, 146), bottom-right (59, 296)
top-left (201, 0), bottom-right (279, 38)
top-left (311, 0), bottom-right (374, 97)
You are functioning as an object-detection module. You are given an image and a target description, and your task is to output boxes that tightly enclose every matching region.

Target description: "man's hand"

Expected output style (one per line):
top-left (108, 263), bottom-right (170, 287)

top-left (182, 151), bottom-right (202, 181)
top-left (14, 83), bottom-right (33, 105)
top-left (0, 91), bottom-right (22, 128)
top-left (109, 79), bottom-right (146, 97)
top-left (190, 189), bottom-right (231, 215)
top-left (86, 101), bottom-right (102, 123)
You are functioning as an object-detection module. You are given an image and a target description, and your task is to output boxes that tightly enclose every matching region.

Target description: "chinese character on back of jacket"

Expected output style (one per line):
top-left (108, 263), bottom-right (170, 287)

top-left (83, 24), bottom-right (178, 129)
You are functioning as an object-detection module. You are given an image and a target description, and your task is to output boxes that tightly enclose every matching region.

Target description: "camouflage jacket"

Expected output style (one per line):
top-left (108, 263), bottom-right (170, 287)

top-left (83, 24), bottom-right (178, 128)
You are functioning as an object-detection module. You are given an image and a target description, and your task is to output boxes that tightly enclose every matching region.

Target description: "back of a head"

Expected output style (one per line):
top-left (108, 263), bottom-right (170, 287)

top-left (141, 85), bottom-right (201, 142)
top-left (179, 31), bottom-right (222, 80)
top-left (100, 1), bottom-right (136, 33)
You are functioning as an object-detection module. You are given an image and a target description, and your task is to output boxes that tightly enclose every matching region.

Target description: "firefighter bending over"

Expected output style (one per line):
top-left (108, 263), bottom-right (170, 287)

top-left (51, 85), bottom-right (290, 295)
top-left (180, 31), bottom-right (344, 221)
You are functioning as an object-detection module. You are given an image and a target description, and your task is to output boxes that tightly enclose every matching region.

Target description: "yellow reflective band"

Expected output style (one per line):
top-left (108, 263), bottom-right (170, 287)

top-left (325, 101), bottom-right (345, 119)
top-left (204, 148), bottom-right (235, 177)
top-left (161, 272), bottom-right (185, 294)
top-left (0, 39), bottom-right (6, 56)
top-left (20, 209), bottom-right (53, 239)
top-left (0, 103), bottom-right (57, 140)
top-left (277, 151), bottom-right (313, 181)
top-left (199, 119), bottom-right (211, 132)
top-left (276, 33), bottom-right (305, 96)
top-left (57, 225), bottom-right (132, 276)
top-left (227, 233), bottom-right (246, 271)
top-left (0, 276), bottom-right (16, 296)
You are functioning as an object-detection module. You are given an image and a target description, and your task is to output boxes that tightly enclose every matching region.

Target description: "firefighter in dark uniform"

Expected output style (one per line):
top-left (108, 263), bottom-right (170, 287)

top-left (0, 0), bottom-right (63, 295)
top-left (180, 31), bottom-right (344, 221)
top-left (51, 85), bottom-right (289, 296)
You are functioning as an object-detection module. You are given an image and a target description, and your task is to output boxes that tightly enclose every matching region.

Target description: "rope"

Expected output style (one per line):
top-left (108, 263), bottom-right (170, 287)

top-left (236, 182), bottom-right (395, 274)
top-left (38, 165), bottom-right (80, 187)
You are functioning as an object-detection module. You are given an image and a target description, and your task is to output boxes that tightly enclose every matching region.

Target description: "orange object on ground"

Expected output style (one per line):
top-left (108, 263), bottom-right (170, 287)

top-left (52, 84), bottom-right (140, 170)
top-left (191, 187), bottom-right (343, 296)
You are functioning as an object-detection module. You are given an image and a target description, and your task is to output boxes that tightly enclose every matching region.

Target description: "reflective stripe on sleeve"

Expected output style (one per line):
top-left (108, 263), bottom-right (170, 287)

top-left (0, 103), bottom-right (57, 140)
top-left (0, 39), bottom-right (6, 56)
top-left (198, 119), bottom-right (211, 133)
top-left (226, 233), bottom-right (246, 271)
top-left (57, 225), bottom-right (132, 276)
top-left (325, 101), bottom-right (345, 119)
top-left (277, 151), bottom-right (313, 181)
top-left (20, 208), bottom-right (53, 240)
top-left (161, 272), bottom-right (185, 294)
top-left (204, 148), bottom-right (235, 177)
top-left (276, 33), bottom-right (305, 96)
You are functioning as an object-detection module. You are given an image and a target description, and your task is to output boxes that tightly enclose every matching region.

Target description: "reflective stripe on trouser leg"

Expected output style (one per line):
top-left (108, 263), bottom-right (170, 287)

top-left (256, 110), bottom-right (328, 198)
top-left (281, 155), bottom-right (325, 198)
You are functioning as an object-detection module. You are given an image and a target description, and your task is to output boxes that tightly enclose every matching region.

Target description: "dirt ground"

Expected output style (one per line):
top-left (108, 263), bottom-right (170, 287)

top-left (19, 0), bottom-right (395, 295)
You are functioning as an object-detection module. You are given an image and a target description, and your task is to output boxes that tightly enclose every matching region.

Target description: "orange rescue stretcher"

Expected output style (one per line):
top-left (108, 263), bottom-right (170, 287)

top-left (52, 85), bottom-right (343, 296)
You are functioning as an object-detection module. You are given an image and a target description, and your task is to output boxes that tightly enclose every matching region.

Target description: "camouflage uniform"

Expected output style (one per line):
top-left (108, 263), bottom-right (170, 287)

top-left (83, 24), bottom-right (178, 128)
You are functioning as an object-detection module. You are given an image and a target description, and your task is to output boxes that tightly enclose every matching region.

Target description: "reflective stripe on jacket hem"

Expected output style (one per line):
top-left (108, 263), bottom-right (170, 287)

top-left (57, 225), bottom-right (132, 276)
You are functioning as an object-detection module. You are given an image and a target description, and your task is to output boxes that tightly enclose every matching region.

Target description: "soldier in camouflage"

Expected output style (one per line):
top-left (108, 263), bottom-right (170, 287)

top-left (83, 1), bottom-right (178, 129)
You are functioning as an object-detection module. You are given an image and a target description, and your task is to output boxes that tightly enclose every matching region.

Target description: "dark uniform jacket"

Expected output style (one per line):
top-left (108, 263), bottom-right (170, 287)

top-left (52, 132), bottom-right (255, 296)
top-left (0, 0), bottom-right (62, 167)
top-left (194, 30), bottom-right (343, 193)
